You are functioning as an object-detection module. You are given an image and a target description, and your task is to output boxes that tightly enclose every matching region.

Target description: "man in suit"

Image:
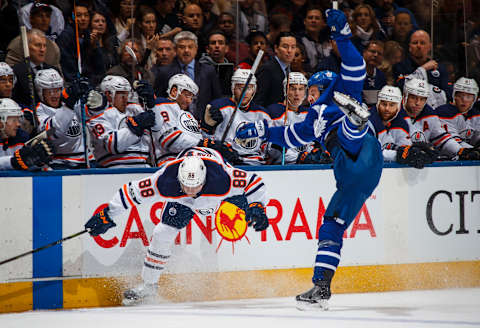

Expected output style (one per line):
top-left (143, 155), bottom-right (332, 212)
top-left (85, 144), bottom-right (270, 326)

top-left (254, 32), bottom-right (297, 107)
top-left (153, 31), bottom-right (221, 121)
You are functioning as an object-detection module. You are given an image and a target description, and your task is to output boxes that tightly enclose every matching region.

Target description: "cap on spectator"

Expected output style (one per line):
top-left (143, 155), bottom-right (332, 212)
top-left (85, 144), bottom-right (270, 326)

top-left (246, 30), bottom-right (267, 45)
top-left (30, 3), bottom-right (53, 17)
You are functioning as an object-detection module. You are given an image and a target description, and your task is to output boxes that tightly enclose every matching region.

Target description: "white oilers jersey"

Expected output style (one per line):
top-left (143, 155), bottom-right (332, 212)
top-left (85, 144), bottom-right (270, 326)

top-left (0, 129), bottom-right (29, 170)
top-left (108, 147), bottom-right (267, 220)
top-left (467, 104), bottom-right (480, 146)
top-left (436, 103), bottom-right (473, 148)
top-left (407, 67), bottom-right (447, 109)
top-left (207, 98), bottom-right (271, 165)
top-left (269, 107), bottom-right (313, 164)
top-left (401, 105), bottom-right (461, 158)
top-left (151, 98), bottom-right (202, 166)
top-left (36, 102), bottom-right (92, 167)
top-left (87, 104), bottom-right (151, 168)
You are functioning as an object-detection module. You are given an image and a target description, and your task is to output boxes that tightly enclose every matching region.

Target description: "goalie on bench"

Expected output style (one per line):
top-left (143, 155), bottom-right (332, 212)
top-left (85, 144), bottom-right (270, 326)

top-left (83, 147), bottom-right (269, 305)
top-left (235, 9), bottom-right (383, 310)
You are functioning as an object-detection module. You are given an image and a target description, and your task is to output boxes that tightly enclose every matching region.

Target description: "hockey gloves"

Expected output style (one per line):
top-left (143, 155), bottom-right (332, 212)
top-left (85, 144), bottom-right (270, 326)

top-left (86, 90), bottom-right (107, 112)
top-left (134, 80), bottom-right (156, 108)
top-left (396, 142), bottom-right (438, 169)
top-left (198, 138), bottom-right (242, 165)
top-left (201, 105), bottom-right (223, 134)
top-left (85, 207), bottom-right (116, 236)
top-left (126, 111), bottom-right (155, 136)
top-left (325, 9), bottom-right (352, 41)
top-left (245, 202), bottom-right (269, 232)
top-left (235, 119), bottom-right (269, 147)
top-left (11, 140), bottom-right (54, 170)
top-left (297, 148), bottom-right (333, 164)
top-left (457, 147), bottom-right (480, 160)
top-left (62, 78), bottom-right (91, 109)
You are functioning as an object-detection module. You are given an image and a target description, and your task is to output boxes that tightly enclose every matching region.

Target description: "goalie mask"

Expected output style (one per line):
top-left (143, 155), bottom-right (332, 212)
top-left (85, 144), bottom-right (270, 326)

top-left (0, 62), bottom-right (16, 87)
top-left (453, 77), bottom-right (478, 111)
top-left (35, 69), bottom-right (63, 103)
top-left (100, 75), bottom-right (131, 101)
top-left (167, 74), bottom-right (199, 101)
top-left (283, 72), bottom-right (308, 106)
top-left (178, 156), bottom-right (206, 195)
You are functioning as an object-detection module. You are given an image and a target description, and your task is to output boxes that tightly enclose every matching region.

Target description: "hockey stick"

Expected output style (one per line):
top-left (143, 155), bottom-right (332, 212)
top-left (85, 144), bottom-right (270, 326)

top-left (221, 49), bottom-right (264, 143)
top-left (25, 126), bottom-right (56, 146)
top-left (0, 230), bottom-right (88, 267)
top-left (73, 0), bottom-right (91, 168)
top-left (281, 69), bottom-right (291, 165)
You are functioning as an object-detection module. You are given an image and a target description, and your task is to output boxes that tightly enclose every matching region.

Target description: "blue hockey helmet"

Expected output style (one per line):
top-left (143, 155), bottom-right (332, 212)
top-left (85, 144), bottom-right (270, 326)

top-left (308, 70), bottom-right (337, 93)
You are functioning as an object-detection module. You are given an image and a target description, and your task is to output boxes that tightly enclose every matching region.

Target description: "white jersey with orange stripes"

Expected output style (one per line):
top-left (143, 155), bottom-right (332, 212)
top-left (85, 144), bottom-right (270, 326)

top-left (36, 102), bottom-right (93, 167)
top-left (108, 147), bottom-right (267, 219)
top-left (86, 103), bottom-right (151, 168)
top-left (150, 98), bottom-right (202, 166)
top-left (206, 98), bottom-right (272, 165)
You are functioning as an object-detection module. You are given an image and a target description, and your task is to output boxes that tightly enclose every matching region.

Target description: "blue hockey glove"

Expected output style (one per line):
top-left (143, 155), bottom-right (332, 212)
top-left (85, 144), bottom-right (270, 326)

top-left (62, 78), bottom-right (92, 109)
top-left (126, 111), bottom-right (155, 136)
top-left (235, 120), bottom-right (269, 148)
top-left (325, 9), bottom-right (352, 41)
top-left (245, 202), bottom-right (269, 232)
top-left (85, 207), bottom-right (116, 236)
top-left (86, 90), bottom-right (107, 112)
top-left (134, 80), bottom-right (155, 108)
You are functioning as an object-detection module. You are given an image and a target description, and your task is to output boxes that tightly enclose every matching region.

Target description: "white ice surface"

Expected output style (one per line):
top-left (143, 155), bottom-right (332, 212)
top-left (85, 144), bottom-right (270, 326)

top-left (1, 288), bottom-right (480, 328)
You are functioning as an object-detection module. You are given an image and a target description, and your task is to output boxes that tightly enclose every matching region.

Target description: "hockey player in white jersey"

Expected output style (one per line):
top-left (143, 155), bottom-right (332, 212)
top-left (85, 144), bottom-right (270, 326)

top-left (201, 68), bottom-right (272, 165)
top-left (83, 147), bottom-right (269, 305)
top-left (86, 75), bottom-right (155, 167)
top-left (150, 74), bottom-right (240, 166)
top-left (436, 77), bottom-right (480, 160)
top-left (0, 98), bottom-right (53, 170)
top-left (34, 69), bottom-right (93, 169)
top-left (401, 77), bottom-right (470, 160)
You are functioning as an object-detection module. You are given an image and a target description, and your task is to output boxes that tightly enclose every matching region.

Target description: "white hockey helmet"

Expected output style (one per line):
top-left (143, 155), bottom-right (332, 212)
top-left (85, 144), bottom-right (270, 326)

top-left (0, 98), bottom-right (22, 123)
top-left (178, 156), bottom-right (207, 188)
top-left (283, 72), bottom-right (308, 97)
top-left (34, 68), bottom-right (63, 102)
top-left (0, 62), bottom-right (16, 86)
top-left (167, 74), bottom-right (199, 100)
top-left (231, 68), bottom-right (256, 95)
top-left (377, 85), bottom-right (402, 108)
top-left (453, 77), bottom-right (478, 101)
top-left (403, 77), bottom-right (429, 106)
top-left (100, 75), bottom-right (131, 100)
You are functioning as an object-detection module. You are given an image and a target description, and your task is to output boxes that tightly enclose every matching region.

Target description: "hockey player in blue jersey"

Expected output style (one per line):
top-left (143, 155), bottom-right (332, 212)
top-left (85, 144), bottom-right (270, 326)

top-left (235, 9), bottom-right (383, 309)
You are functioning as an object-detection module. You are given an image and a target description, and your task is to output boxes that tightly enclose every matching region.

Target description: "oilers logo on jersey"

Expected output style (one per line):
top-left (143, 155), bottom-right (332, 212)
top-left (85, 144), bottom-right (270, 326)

top-left (412, 131), bottom-right (427, 143)
top-left (66, 117), bottom-right (81, 137)
top-left (235, 122), bottom-right (259, 149)
top-left (179, 112), bottom-right (201, 134)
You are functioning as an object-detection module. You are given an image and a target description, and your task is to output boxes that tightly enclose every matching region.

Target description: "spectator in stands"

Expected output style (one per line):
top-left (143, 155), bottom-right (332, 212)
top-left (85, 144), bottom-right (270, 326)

top-left (362, 40), bottom-right (387, 107)
top-left (254, 32), bottom-right (297, 107)
top-left (132, 5), bottom-right (160, 70)
top-left (12, 29), bottom-right (58, 108)
top-left (154, 37), bottom-right (176, 67)
top-left (152, 0), bottom-right (182, 39)
top-left (86, 11), bottom-right (119, 85)
top-left (316, 40), bottom-right (341, 73)
top-left (112, 0), bottom-right (136, 43)
top-left (266, 14), bottom-right (291, 49)
top-left (237, 0), bottom-right (268, 41)
top-left (0, 0), bottom-right (20, 59)
top-left (218, 12), bottom-right (251, 65)
top-left (55, 1), bottom-right (91, 82)
top-left (297, 6), bottom-right (331, 74)
top-left (153, 31), bottom-right (221, 121)
top-left (350, 4), bottom-right (386, 54)
top-left (291, 43), bottom-right (309, 78)
top-left (198, 0), bottom-right (218, 36)
top-left (0, 63), bottom-right (15, 99)
top-left (20, 2), bottom-right (64, 41)
top-left (379, 40), bottom-right (404, 84)
top-left (394, 30), bottom-right (451, 107)
top-left (199, 31), bottom-right (233, 97)
top-left (390, 8), bottom-right (417, 52)
top-left (107, 39), bottom-right (155, 86)
top-left (180, 3), bottom-right (207, 55)
top-left (238, 30), bottom-right (270, 70)
top-left (373, 0), bottom-right (397, 37)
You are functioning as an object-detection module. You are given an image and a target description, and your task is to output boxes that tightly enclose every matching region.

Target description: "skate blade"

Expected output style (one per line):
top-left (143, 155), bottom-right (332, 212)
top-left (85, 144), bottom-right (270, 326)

top-left (296, 299), bottom-right (329, 311)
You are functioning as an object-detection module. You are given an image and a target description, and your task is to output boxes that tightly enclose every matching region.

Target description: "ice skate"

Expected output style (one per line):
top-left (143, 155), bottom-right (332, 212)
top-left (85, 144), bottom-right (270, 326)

top-left (295, 281), bottom-right (331, 311)
top-left (333, 91), bottom-right (370, 129)
top-left (122, 283), bottom-right (158, 306)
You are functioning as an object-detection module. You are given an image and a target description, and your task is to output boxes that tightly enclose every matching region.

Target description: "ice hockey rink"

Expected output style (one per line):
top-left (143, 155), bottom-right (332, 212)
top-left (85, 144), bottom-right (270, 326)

top-left (1, 288), bottom-right (479, 328)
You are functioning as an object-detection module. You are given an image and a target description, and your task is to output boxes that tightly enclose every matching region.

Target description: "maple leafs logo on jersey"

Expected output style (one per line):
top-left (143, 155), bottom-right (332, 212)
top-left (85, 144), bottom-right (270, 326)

top-left (312, 105), bottom-right (327, 138)
top-left (340, 23), bottom-right (351, 36)
top-left (235, 122), bottom-right (258, 149)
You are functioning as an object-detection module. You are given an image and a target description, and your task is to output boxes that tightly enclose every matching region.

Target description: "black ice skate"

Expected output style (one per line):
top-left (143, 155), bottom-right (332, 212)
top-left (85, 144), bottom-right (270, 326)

top-left (332, 91), bottom-right (370, 130)
top-left (122, 283), bottom-right (158, 306)
top-left (295, 280), bottom-right (331, 311)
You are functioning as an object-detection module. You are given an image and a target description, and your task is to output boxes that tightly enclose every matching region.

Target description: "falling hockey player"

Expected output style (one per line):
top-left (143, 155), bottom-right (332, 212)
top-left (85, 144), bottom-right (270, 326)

top-left (83, 147), bottom-right (269, 305)
top-left (235, 9), bottom-right (383, 310)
